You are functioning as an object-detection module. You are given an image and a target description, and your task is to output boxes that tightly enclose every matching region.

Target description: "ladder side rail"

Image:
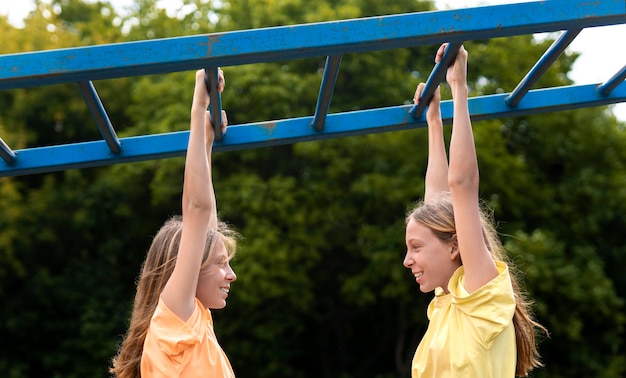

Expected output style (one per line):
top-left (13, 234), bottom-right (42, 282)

top-left (2, 82), bottom-right (625, 177)
top-left (0, 0), bottom-right (623, 90)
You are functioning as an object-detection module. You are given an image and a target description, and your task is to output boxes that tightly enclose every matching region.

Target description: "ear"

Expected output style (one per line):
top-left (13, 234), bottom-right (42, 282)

top-left (449, 235), bottom-right (460, 261)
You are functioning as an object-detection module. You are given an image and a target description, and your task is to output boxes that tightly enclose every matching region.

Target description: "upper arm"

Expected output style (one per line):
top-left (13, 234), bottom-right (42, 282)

top-left (161, 208), bottom-right (211, 321)
top-left (450, 187), bottom-right (498, 294)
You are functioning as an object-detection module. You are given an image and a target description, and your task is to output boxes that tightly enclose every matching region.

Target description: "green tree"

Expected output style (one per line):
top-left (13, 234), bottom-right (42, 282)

top-left (0, 0), bottom-right (624, 377)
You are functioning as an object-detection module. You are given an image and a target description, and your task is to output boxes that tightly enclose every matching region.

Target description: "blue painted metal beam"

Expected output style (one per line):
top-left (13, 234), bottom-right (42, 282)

top-left (2, 81), bottom-right (625, 177)
top-left (311, 55), bottom-right (342, 131)
top-left (410, 42), bottom-right (463, 118)
top-left (598, 65), bottom-right (626, 96)
top-left (0, 0), bottom-right (624, 90)
top-left (0, 1), bottom-right (624, 177)
top-left (77, 81), bottom-right (122, 154)
top-left (204, 67), bottom-right (224, 141)
top-left (0, 138), bottom-right (17, 165)
top-left (505, 29), bottom-right (581, 107)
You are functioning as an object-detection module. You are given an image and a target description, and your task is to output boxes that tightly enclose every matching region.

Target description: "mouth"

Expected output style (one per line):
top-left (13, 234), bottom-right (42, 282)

top-left (220, 287), bottom-right (230, 294)
top-left (414, 272), bottom-right (423, 282)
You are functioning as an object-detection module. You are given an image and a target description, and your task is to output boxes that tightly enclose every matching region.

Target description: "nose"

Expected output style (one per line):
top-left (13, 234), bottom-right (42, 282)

top-left (403, 251), bottom-right (412, 269)
top-left (226, 263), bottom-right (237, 282)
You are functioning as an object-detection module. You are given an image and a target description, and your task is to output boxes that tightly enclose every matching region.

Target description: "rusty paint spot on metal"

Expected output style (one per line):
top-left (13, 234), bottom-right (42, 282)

top-left (206, 34), bottom-right (224, 56)
top-left (262, 122), bottom-right (278, 135)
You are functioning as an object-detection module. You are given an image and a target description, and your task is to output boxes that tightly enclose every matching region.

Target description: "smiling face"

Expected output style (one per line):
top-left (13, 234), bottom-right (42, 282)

top-left (196, 237), bottom-right (237, 309)
top-left (403, 218), bottom-right (460, 293)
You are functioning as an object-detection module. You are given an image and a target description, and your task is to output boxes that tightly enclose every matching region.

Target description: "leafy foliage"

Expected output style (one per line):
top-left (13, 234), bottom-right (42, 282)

top-left (0, 0), bottom-right (624, 377)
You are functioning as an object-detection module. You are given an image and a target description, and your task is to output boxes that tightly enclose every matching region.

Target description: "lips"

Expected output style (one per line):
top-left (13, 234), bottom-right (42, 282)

top-left (220, 287), bottom-right (230, 294)
top-left (414, 272), bottom-right (423, 282)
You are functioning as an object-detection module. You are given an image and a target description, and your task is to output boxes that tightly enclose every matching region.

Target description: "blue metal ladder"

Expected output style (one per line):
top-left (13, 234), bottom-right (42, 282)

top-left (0, 0), bottom-right (625, 177)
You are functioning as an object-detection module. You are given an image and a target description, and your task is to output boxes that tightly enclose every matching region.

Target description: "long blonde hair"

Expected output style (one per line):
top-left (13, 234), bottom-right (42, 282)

top-left (407, 194), bottom-right (548, 377)
top-left (110, 216), bottom-right (238, 378)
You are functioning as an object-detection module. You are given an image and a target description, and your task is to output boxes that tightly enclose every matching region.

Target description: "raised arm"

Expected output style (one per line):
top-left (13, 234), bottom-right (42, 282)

top-left (414, 83), bottom-right (449, 202)
top-left (161, 69), bottom-right (225, 321)
top-left (443, 44), bottom-right (498, 293)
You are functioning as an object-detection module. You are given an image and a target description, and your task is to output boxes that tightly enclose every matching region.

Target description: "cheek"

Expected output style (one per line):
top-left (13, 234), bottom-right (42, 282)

top-left (198, 271), bottom-right (218, 286)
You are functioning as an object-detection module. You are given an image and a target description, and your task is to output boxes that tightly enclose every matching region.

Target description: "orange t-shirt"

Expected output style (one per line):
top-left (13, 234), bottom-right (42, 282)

top-left (141, 296), bottom-right (235, 377)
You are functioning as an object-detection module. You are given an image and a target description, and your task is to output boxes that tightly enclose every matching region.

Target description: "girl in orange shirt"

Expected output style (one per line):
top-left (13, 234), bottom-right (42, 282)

top-left (111, 68), bottom-right (238, 378)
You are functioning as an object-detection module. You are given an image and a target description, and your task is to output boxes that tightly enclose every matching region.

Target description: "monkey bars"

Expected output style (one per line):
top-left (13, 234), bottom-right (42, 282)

top-left (0, 0), bottom-right (625, 176)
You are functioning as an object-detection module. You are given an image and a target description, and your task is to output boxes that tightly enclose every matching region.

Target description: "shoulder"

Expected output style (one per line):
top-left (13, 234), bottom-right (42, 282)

top-left (448, 262), bottom-right (515, 321)
top-left (142, 298), bottom-right (228, 376)
top-left (147, 297), bottom-right (210, 353)
top-left (449, 261), bottom-right (511, 296)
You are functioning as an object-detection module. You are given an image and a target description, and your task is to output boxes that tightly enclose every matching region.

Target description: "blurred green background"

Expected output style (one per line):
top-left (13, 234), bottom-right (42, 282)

top-left (0, 1), bottom-right (624, 377)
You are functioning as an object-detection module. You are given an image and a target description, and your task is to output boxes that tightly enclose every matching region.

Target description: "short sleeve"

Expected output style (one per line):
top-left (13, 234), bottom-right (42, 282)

top-left (448, 261), bottom-right (516, 346)
top-left (149, 296), bottom-right (204, 356)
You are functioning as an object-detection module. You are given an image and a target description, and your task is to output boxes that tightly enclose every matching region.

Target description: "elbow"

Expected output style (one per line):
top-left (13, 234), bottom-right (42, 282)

top-left (447, 171), bottom-right (479, 192)
top-left (182, 195), bottom-right (214, 214)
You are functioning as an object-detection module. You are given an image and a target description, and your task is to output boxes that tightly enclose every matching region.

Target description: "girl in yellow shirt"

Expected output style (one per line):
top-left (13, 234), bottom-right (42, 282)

top-left (404, 44), bottom-right (547, 377)
top-left (111, 68), bottom-right (238, 378)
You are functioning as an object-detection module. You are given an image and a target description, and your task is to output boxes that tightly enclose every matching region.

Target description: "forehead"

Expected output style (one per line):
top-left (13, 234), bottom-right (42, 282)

top-left (405, 218), bottom-right (434, 240)
top-left (207, 236), bottom-right (226, 258)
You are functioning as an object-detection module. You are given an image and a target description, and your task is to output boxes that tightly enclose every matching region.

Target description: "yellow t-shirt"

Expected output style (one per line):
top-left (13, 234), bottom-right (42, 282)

top-left (141, 296), bottom-right (235, 377)
top-left (412, 261), bottom-right (516, 378)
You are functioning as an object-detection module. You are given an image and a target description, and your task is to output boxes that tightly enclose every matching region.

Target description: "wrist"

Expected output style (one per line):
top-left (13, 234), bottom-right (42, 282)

top-left (451, 84), bottom-right (468, 99)
top-left (192, 92), bottom-right (210, 110)
top-left (191, 102), bottom-right (209, 114)
top-left (426, 113), bottom-right (442, 125)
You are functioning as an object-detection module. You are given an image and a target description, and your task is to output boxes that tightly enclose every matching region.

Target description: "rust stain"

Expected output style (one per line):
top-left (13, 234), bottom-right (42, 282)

top-left (262, 122), bottom-right (278, 135)
top-left (206, 34), bottom-right (224, 57)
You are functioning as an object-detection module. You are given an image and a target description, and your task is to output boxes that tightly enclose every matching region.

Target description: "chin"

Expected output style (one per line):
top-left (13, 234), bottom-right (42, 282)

top-left (419, 284), bottom-right (435, 294)
top-left (209, 302), bottom-right (227, 310)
